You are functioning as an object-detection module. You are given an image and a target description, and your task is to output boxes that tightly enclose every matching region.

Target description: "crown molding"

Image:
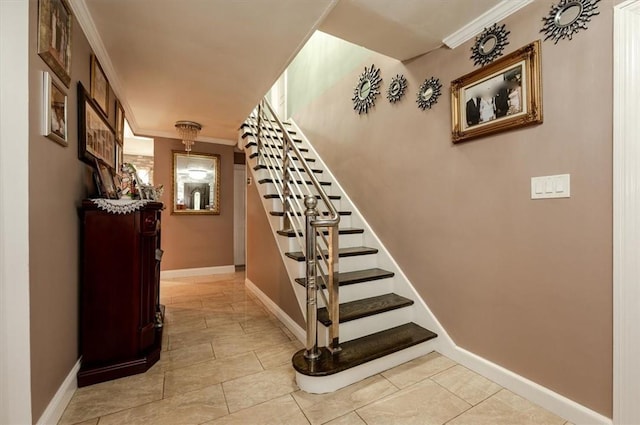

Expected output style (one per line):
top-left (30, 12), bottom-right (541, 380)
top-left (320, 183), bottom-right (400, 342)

top-left (442, 0), bottom-right (534, 49)
top-left (67, 0), bottom-right (140, 130)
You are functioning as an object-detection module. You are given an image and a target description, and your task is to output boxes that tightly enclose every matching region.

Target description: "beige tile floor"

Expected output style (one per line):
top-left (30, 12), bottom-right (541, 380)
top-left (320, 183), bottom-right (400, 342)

top-left (59, 272), bottom-right (573, 425)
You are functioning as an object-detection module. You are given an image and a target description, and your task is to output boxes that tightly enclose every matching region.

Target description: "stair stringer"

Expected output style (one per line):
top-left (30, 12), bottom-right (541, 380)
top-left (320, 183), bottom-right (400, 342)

top-left (287, 120), bottom-right (456, 353)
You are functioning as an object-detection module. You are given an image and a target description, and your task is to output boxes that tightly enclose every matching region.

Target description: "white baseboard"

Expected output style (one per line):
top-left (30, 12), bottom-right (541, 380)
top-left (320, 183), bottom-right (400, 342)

top-left (36, 358), bottom-right (80, 425)
top-left (441, 345), bottom-right (612, 425)
top-left (160, 265), bottom-right (235, 279)
top-left (244, 278), bottom-right (305, 342)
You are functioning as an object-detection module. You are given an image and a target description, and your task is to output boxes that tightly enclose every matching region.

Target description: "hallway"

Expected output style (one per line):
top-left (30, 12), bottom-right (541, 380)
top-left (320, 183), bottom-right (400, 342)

top-left (58, 272), bottom-right (572, 424)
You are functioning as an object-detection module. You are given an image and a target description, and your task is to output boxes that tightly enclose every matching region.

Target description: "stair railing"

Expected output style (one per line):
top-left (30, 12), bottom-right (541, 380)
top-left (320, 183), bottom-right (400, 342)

top-left (246, 98), bottom-right (341, 358)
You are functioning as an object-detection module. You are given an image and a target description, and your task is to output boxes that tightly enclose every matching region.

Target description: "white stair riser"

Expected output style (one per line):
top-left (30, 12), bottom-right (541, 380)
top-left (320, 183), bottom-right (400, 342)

top-left (295, 342), bottom-right (438, 394)
top-left (260, 182), bottom-right (335, 197)
top-left (318, 306), bottom-right (414, 345)
top-left (338, 279), bottom-right (394, 303)
top-left (287, 254), bottom-right (378, 277)
top-left (266, 197), bottom-right (342, 212)
top-left (280, 233), bottom-right (364, 252)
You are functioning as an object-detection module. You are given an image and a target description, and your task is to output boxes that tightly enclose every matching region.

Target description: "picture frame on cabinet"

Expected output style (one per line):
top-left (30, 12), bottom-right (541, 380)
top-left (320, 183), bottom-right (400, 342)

top-left (95, 159), bottom-right (119, 199)
top-left (78, 82), bottom-right (117, 169)
top-left (451, 40), bottom-right (543, 143)
top-left (42, 71), bottom-right (68, 146)
top-left (37, 0), bottom-right (72, 87)
top-left (90, 55), bottom-right (110, 117)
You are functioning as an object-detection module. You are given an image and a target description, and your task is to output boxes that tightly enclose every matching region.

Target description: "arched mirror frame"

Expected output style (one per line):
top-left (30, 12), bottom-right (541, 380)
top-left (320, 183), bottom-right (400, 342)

top-left (172, 150), bottom-right (221, 215)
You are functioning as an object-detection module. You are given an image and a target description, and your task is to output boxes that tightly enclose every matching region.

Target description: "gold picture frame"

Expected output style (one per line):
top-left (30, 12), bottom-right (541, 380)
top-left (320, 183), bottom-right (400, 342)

top-left (115, 100), bottom-right (125, 144)
top-left (42, 71), bottom-right (68, 147)
top-left (90, 55), bottom-right (110, 117)
top-left (37, 0), bottom-right (72, 87)
top-left (451, 40), bottom-right (543, 143)
top-left (172, 151), bottom-right (221, 215)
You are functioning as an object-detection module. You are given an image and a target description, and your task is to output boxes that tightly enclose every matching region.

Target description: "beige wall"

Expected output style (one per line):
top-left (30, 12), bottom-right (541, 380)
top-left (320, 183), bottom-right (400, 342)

top-left (290, 1), bottom-right (613, 417)
top-left (154, 138), bottom-right (235, 270)
top-left (27, 0), bottom-right (118, 419)
top-left (246, 174), bottom-right (305, 327)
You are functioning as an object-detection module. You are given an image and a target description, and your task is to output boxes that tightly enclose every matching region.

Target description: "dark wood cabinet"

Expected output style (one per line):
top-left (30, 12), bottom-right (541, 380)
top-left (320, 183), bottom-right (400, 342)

top-left (78, 200), bottom-right (164, 387)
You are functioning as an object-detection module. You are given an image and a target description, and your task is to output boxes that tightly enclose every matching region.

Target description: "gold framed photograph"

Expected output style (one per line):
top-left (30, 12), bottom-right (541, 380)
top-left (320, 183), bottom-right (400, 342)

top-left (115, 100), bottom-right (125, 144)
top-left (42, 71), bottom-right (68, 146)
top-left (90, 55), bottom-right (110, 117)
top-left (37, 0), bottom-right (72, 87)
top-left (451, 40), bottom-right (543, 143)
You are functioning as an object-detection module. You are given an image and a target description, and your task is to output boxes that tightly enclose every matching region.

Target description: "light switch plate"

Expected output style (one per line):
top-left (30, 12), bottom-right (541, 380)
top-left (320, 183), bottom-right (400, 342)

top-left (531, 174), bottom-right (570, 199)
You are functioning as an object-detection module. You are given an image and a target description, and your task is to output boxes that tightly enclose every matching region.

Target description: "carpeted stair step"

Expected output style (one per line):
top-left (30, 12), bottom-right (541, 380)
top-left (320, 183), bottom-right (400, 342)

top-left (285, 246), bottom-right (378, 261)
top-left (317, 293), bottom-right (413, 326)
top-left (292, 323), bottom-right (437, 377)
top-left (294, 268), bottom-right (394, 288)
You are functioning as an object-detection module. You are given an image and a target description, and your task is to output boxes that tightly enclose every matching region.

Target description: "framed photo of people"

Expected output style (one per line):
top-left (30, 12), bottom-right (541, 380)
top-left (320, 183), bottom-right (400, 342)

top-left (42, 71), bottom-right (68, 146)
top-left (78, 83), bottom-right (116, 169)
top-left (37, 0), bottom-right (72, 87)
top-left (90, 55), bottom-right (110, 117)
top-left (451, 40), bottom-right (542, 143)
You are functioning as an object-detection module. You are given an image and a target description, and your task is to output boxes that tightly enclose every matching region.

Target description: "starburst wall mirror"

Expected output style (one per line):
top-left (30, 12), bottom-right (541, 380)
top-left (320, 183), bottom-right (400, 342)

top-left (352, 64), bottom-right (382, 114)
top-left (540, 0), bottom-right (601, 44)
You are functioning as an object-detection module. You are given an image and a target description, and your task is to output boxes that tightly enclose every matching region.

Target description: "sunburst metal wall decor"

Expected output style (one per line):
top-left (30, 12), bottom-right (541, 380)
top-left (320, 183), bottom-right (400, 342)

top-left (416, 77), bottom-right (442, 111)
top-left (387, 74), bottom-right (407, 103)
top-left (540, 0), bottom-right (600, 44)
top-left (470, 24), bottom-right (510, 67)
top-left (352, 64), bottom-right (382, 114)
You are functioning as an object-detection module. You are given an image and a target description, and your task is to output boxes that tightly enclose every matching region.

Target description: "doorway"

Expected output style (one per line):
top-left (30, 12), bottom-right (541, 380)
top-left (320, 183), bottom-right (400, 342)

top-left (233, 164), bottom-right (246, 268)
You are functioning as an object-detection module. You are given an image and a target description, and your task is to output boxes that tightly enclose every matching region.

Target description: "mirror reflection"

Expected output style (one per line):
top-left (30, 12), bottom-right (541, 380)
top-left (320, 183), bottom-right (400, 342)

top-left (358, 79), bottom-right (372, 100)
top-left (172, 151), bottom-right (220, 215)
top-left (479, 35), bottom-right (498, 54)
top-left (555, 2), bottom-right (583, 27)
top-left (421, 87), bottom-right (434, 101)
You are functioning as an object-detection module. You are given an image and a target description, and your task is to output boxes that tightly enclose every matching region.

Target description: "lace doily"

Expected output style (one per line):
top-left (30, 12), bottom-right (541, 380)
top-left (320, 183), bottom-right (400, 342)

top-left (90, 199), bottom-right (152, 215)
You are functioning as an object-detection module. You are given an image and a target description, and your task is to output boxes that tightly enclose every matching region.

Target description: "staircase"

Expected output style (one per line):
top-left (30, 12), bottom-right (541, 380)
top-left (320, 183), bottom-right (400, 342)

top-left (240, 99), bottom-right (443, 394)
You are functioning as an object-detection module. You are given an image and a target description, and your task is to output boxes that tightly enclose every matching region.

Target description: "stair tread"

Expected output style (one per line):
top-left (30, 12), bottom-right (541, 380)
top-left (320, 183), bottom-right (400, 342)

top-left (317, 293), bottom-right (413, 326)
top-left (240, 129), bottom-right (302, 143)
top-left (249, 152), bottom-right (316, 162)
top-left (245, 141), bottom-right (309, 153)
top-left (264, 193), bottom-right (341, 200)
top-left (259, 178), bottom-right (330, 186)
top-left (285, 246), bottom-right (378, 261)
top-left (270, 210), bottom-right (351, 217)
top-left (294, 268), bottom-right (394, 287)
top-left (277, 227), bottom-right (364, 237)
top-left (292, 323), bottom-right (437, 377)
top-left (254, 164), bottom-right (322, 174)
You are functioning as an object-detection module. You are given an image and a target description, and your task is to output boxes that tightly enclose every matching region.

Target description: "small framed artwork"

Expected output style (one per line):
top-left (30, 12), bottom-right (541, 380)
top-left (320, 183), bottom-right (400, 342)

top-left (95, 159), bottom-right (118, 199)
top-left (90, 55), bottom-right (109, 117)
top-left (115, 143), bottom-right (124, 176)
top-left (451, 40), bottom-right (543, 143)
top-left (42, 71), bottom-right (68, 146)
top-left (37, 0), bottom-right (72, 87)
top-left (78, 82), bottom-right (117, 169)
top-left (115, 100), bottom-right (125, 144)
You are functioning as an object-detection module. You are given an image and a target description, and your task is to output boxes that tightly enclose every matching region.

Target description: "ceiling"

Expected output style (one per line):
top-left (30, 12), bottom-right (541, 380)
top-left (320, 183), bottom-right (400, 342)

top-left (71, 0), bottom-right (531, 145)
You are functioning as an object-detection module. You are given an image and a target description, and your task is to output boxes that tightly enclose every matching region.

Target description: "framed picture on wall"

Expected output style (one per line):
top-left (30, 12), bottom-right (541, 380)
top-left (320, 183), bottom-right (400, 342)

top-left (94, 158), bottom-right (119, 199)
top-left (450, 40), bottom-right (543, 143)
top-left (90, 55), bottom-right (109, 117)
top-left (41, 71), bottom-right (68, 146)
top-left (115, 100), bottom-right (125, 144)
top-left (37, 0), bottom-right (72, 87)
top-left (78, 82), bottom-right (116, 169)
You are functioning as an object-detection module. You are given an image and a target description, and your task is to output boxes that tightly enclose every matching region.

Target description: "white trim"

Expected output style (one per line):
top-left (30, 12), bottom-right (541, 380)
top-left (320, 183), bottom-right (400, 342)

top-left (0, 1), bottom-right (32, 423)
top-left (442, 0), bottom-right (535, 49)
top-left (244, 278), bottom-right (305, 342)
top-left (613, 1), bottom-right (640, 424)
top-left (35, 359), bottom-right (81, 425)
top-left (441, 346), bottom-right (612, 425)
top-left (160, 265), bottom-right (235, 279)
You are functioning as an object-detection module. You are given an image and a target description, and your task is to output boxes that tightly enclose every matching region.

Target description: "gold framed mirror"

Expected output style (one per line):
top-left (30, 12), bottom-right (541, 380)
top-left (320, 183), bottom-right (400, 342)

top-left (172, 151), bottom-right (220, 215)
